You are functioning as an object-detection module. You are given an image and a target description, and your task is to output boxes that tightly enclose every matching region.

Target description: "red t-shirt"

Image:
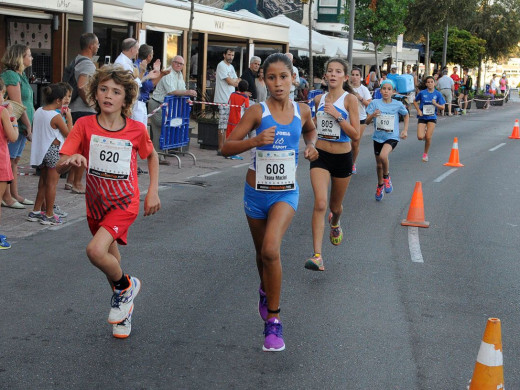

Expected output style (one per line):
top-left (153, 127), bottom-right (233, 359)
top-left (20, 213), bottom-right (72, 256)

top-left (228, 92), bottom-right (249, 125)
top-left (60, 115), bottom-right (154, 219)
top-left (451, 73), bottom-right (460, 91)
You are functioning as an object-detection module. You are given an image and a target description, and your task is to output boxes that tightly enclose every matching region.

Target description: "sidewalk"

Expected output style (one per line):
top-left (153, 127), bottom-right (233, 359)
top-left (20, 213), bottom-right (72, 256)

top-left (1, 121), bottom-right (248, 243)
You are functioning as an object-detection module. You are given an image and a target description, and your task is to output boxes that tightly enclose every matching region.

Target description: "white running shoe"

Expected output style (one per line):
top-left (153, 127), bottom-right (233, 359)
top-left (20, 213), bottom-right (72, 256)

top-left (108, 276), bottom-right (141, 324)
top-left (113, 305), bottom-right (133, 339)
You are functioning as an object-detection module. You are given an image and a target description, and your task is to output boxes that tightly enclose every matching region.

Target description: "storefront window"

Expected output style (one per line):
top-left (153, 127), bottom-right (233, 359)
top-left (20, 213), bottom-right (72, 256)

top-left (165, 34), bottom-right (179, 66)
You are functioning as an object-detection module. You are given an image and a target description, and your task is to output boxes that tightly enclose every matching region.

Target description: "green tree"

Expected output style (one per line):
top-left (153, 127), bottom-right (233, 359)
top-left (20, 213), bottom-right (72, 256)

top-left (343, 0), bottom-right (411, 78)
top-left (429, 27), bottom-right (485, 68)
top-left (405, 0), bottom-right (479, 74)
top-left (462, 0), bottom-right (520, 86)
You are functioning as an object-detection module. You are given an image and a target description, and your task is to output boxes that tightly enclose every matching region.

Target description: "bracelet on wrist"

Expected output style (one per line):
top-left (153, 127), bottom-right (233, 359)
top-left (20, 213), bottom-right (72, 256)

top-left (12, 124), bottom-right (18, 127)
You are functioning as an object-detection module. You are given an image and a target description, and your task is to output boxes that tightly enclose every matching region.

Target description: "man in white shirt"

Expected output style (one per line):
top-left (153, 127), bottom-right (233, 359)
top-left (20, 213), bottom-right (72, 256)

top-left (214, 48), bottom-right (240, 155)
top-left (285, 53), bottom-right (300, 100)
top-left (437, 70), bottom-right (455, 116)
top-left (149, 55), bottom-right (197, 165)
top-left (114, 38), bottom-right (158, 124)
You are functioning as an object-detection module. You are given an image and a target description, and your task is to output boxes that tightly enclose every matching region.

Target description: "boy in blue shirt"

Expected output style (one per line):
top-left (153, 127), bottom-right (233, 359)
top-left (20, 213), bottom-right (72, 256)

top-left (366, 80), bottom-right (409, 201)
top-left (413, 76), bottom-right (446, 162)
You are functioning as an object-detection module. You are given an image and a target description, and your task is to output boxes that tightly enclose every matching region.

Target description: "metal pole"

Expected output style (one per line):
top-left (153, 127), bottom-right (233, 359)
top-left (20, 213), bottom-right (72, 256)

top-left (308, 0), bottom-right (313, 86)
top-left (442, 23), bottom-right (448, 69)
top-left (83, 0), bottom-right (93, 33)
top-left (185, 0), bottom-right (195, 85)
top-left (347, 0), bottom-right (355, 69)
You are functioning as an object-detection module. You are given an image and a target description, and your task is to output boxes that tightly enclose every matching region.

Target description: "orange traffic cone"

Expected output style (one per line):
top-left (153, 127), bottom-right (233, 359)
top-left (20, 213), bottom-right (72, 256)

top-left (508, 119), bottom-right (520, 139)
top-left (468, 318), bottom-right (504, 390)
top-left (401, 181), bottom-right (429, 228)
top-left (444, 137), bottom-right (464, 167)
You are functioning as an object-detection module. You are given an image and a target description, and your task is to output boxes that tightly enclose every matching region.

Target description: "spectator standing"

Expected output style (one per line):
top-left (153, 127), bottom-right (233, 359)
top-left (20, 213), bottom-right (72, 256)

top-left (225, 80), bottom-right (250, 160)
top-left (499, 73), bottom-right (508, 94)
top-left (367, 65), bottom-right (378, 91)
top-left (67, 32), bottom-right (99, 194)
top-left (297, 70), bottom-right (309, 101)
top-left (285, 53), bottom-right (300, 100)
top-left (114, 38), bottom-right (159, 125)
top-left (387, 64), bottom-right (399, 83)
top-left (489, 74), bottom-right (497, 95)
top-left (240, 56), bottom-right (261, 101)
top-left (458, 68), bottom-right (472, 114)
top-left (0, 44), bottom-right (35, 209)
top-left (149, 56), bottom-right (196, 165)
top-left (255, 67), bottom-right (267, 103)
top-left (134, 44), bottom-right (161, 127)
top-left (190, 48), bottom-right (198, 78)
top-left (28, 84), bottom-right (72, 225)
top-left (0, 79), bottom-right (19, 248)
top-left (437, 70), bottom-right (454, 116)
top-left (406, 64), bottom-right (412, 74)
top-left (450, 66), bottom-right (461, 97)
top-left (214, 48), bottom-right (240, 156)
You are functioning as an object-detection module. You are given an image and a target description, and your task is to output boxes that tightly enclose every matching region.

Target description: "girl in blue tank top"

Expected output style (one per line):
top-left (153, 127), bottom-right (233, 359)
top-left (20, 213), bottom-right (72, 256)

top-left (306, 58), bottom-right (360, 272)
top-left (221, 53), bottom-right (318, 353)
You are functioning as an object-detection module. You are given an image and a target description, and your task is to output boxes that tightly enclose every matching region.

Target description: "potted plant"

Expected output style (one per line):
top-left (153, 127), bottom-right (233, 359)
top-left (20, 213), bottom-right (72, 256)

top-left (474, 91), bottom-right (490, 109)
top-left (193, 90), bottom-right (219, 150)
top-left (466, 90), bottom-right (474, 110)
top-left (492, 93), bottom-right (504, 106)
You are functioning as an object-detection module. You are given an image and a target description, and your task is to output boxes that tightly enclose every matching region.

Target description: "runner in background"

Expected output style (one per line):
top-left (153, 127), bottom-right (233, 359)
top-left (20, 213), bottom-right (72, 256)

top-left (349, 67), bottom-right (371, 174)
top-left (413, 76), bottom-right (445, 162)
top-left (305, 58), bottom-right (359, 272)
top-left (365, 80), bottom-right (409, 201)
top-left (221, 53), bottom-right (318, 352)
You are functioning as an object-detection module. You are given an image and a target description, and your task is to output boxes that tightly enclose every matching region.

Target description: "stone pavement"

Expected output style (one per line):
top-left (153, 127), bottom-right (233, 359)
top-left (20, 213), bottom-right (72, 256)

top-left (1, 122), bottom-right (248, 243)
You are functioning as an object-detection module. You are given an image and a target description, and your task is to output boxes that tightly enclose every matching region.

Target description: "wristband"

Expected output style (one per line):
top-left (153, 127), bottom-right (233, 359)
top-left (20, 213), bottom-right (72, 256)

top-left (12, 124), bottom-right (18, 127)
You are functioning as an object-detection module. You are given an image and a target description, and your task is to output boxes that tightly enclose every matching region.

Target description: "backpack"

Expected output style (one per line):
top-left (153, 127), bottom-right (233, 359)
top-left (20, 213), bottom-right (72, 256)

top-left (62, 57), bottom-right (90, 103)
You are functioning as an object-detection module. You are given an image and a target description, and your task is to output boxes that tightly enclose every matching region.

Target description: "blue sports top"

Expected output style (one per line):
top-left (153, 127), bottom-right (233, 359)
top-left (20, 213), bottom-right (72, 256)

top-left (249, 101), bottom-right (302, 171)
top-left (415, 89), bottom-right (446, 120)
top-left (366, 99), bottom-right (408, 143)
top-left (316, 91), bottom-right (351, 143)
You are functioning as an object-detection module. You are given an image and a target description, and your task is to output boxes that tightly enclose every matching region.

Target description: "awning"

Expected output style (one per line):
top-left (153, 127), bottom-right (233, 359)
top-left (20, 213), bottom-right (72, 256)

top-left (267, 14), bottom-right (325, 54)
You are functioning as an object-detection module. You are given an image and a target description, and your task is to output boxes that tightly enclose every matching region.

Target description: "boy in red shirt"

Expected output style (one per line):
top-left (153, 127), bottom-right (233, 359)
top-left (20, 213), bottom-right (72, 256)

top-left (225, 80), bottom-right (250, 160)
top-left (57, 65), bottom-right (160, 339)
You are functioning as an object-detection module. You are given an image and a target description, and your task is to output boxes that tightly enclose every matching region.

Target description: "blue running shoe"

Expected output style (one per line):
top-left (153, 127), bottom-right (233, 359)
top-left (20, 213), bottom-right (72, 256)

top-left (263, 317), bottom-right (285, 352)
top-left (375, 184), bottom-right (384, 201)
top-left (383, 176), bottom-right (393, 194)
top-left (229, 155), bottom-right (244, 160)
top-left (0, 235), bottom-right (11, 249)
top-left (352, 163), bottom-right (357, 174)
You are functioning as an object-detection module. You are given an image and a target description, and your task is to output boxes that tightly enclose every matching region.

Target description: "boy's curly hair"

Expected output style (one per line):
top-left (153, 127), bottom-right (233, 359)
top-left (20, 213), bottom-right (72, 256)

top-left (87, 64), bottom-right (138, 118)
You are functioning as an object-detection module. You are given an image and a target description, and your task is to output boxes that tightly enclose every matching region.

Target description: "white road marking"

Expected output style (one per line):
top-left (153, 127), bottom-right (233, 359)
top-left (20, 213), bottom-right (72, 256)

top-left (489, 143), bottom-right (506, 152)
top-left (434, 168), bottom-right (458, 183)
top-left (232, 163), bottom-right (250, 168)
top-left (199, 171), bottom-right (221, 178)
top-left (408, 227), bottom-right (424, 263)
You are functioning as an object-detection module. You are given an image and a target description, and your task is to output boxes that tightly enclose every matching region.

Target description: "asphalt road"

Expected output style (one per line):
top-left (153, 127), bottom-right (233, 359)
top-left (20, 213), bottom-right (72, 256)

top-left (1, 101), bottom-right (519, 389)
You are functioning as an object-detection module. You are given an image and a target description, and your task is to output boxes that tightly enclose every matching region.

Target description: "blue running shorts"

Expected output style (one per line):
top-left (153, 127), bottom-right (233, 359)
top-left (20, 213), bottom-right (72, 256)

top-left (243, 182), bottom-right (299, 219)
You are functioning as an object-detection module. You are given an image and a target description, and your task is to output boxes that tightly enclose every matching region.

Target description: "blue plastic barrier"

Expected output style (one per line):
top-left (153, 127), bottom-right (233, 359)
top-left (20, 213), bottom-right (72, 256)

top-left (160, 95), bottom-right (196, 168)
top-left (307, 89), bottom-right (324, 117)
